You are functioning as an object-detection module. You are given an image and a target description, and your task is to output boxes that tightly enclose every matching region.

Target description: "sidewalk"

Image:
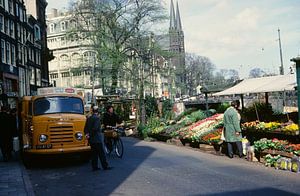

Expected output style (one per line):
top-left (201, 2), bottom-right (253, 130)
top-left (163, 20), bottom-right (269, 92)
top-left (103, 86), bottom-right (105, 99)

top-left (0, 153), bottom-right (35, 196)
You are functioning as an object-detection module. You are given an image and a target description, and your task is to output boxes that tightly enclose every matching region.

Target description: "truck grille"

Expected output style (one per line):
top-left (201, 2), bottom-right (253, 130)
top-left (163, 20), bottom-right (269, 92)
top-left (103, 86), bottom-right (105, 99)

top-left (49, 125), bottom-right (74, 144)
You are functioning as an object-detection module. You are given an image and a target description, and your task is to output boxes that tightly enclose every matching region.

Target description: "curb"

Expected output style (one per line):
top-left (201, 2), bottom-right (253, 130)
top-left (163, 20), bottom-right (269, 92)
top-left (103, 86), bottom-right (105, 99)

top-left (19, 161), bottom-right (35, 196)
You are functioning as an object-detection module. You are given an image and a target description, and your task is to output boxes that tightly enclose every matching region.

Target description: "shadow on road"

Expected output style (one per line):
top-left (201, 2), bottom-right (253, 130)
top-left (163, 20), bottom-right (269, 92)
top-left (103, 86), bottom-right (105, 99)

top-left (27, 137), bottom-right (155, 196)
top-left (194, 187), bottom-right (298, 196)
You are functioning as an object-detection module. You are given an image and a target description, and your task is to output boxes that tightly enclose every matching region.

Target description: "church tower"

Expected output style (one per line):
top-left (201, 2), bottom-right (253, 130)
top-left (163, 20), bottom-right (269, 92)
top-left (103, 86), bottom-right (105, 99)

top-left (169, 0), bottom-right (185, 96)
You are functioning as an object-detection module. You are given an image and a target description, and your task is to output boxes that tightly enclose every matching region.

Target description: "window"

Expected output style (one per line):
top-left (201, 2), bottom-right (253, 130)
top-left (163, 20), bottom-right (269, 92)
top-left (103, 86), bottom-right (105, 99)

top-left (20, 26), bottom-right (23, 43)
top-left (70, 20), bottom-right (77, 28)
top-left (4, 18), bottom-right (8, 34)
top-left (33, 97), bottom-right (84, 115)
top-left (49, 23), bottom-right (55, 33)
top-left (29, 67), bottom-right (35, 85)
top-left (28, 48), bottom-right (31, 61)
top-left (16, 4), bottom-right (19, 17)
top-left (36, 69), bottom-right (41, 86)
top-left (50, 73), bottom-right (58, 79)
top-left (19, 6), bottom-right (23, 22)
top-left (1, 39), bottom-right (5, 63)
top-left (18, 44), bottom-right (21, 62)
top-left (8, 0), bottom-right (14, 15)
top-left (11, 44), bottom-right (15, 66)
top-left (24, 47), bottom-right (27, 64)
top-left (34, 25), bottom-right (41, 40)
top-left (6, 42), bottom-right (10, 65)
top-left (0, 14), bottom-right (3, 32)
top-left (23, 10), bottom-right (26, 23)
top-left (16, 23), bottom-right (20, 39)
top-left (0, 0), bottom-right (3, 7)
top-left (60, 54), bottom-right (69, 68)
top-left (61, 37), bottom-right (66, 46)
top-left (35, 50), bottom-right (41, 65)
top-left (61, 72), bottom-right (70, 78)
top-left (9, 20), bottom-right (14, 38)
top-left (73, 71), bottom-right (82, 76)
top-left (61, 21), bottom-right (66, 31)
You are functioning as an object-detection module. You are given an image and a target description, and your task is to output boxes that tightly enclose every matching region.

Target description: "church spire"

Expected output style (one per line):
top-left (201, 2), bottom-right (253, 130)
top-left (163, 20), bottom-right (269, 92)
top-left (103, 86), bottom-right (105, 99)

top-left (170, 0), bottom-right (176, 30)
top-left (176, 1), bottom-right (182, 31)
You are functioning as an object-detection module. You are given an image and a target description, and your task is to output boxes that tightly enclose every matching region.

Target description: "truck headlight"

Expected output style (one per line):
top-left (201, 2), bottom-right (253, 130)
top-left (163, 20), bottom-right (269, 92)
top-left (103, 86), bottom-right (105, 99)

top-left (75, 132), bottom-right (83, 141)
top-left (39, 134), bottom-right (48, 143)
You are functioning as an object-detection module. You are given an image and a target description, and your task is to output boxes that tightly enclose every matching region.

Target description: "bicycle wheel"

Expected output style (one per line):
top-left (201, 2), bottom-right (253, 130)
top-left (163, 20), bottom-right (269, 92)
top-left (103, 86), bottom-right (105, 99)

top-left (115, 138), bottom-right (124, 158)
top-left (104, 138), bottom-right (112, 154)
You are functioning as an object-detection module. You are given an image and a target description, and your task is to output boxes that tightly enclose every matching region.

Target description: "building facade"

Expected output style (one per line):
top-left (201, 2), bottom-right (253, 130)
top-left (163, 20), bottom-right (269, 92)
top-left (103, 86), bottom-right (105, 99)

top-left (46, 0), bottom-right (185, 99)
top-left (0, 0), bottom-right (49, 108)
top-left (47, 8), bottom-right (98, 89)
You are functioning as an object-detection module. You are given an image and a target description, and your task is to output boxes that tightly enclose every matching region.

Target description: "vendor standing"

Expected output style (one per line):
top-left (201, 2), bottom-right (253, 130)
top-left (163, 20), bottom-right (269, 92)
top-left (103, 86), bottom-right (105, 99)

top-left (223, 100), bottom-right (243, 158)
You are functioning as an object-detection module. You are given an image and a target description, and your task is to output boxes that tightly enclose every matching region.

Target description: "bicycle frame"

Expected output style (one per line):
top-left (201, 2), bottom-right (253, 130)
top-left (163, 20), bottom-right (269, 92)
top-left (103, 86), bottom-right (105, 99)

top-left (103, 128), bottom-right (124, 158)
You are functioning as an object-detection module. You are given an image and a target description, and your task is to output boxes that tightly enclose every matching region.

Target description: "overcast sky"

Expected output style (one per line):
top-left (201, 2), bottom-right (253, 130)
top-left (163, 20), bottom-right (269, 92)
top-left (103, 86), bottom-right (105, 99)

top-left (46, 0), bottom-right (300, 78)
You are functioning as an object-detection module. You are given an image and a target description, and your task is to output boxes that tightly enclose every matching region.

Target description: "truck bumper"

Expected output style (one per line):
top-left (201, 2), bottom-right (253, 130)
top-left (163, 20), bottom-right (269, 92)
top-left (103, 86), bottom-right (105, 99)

top-left (25, 146), bottom-right (91, 154)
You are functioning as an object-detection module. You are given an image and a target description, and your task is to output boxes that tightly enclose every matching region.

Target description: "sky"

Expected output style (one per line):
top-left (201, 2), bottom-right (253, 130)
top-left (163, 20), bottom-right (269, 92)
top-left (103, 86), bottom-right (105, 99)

top-left (46, 0), bottom-right (300, 79)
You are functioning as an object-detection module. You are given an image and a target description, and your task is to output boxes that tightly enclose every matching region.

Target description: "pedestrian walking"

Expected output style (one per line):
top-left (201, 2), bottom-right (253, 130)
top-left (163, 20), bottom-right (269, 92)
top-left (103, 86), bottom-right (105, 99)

top-left (84, 106), bottom-right (112, 171)
top-left (223, 100), bottom-right (243, 158)
top-left (0, 106), bottom-right (13, 161)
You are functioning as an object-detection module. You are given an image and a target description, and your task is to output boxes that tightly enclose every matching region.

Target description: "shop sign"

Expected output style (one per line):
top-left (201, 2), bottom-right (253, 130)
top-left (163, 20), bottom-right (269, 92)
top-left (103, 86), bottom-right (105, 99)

top-left (37, 87), bottom-right (77, 95)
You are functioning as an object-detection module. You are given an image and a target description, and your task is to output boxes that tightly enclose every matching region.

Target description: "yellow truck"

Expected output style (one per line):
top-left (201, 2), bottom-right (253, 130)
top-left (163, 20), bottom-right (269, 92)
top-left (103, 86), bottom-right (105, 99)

top-left (20, 87), bottom-right (90, 165)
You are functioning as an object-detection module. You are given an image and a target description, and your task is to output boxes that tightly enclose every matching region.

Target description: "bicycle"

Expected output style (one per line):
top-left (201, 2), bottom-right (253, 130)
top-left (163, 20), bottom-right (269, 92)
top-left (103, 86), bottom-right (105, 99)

top-left (103, 126), bottom-right (124, 158)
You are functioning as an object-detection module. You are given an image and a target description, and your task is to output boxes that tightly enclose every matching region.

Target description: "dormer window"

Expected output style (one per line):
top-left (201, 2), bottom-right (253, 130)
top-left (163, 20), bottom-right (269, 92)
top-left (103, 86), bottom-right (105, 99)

top-left (49, 23), bottom-right (55, 33)
top-left (34, 25), bottom-right (41, 41)
top-left (61, 21), bottom-right (66, 31)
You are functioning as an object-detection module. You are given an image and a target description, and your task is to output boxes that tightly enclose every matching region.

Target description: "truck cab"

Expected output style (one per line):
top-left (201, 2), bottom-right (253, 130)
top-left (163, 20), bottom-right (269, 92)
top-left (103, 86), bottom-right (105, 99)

top-left (21, 87), bottom-right (90, 164)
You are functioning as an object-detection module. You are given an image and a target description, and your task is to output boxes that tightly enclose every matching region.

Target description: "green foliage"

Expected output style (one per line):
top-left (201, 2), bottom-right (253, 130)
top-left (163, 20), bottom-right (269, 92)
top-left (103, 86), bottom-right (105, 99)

top-left (145, 96), bottom-right (158, 118)
top-left (254, 138), bottom-right (288, 152)
top-left (190, 110), bottom-right (207, 122)
top-left (146, 115), bottom-right (161, 130)
top-left (216, 102), bottom-right (230, 113)
top-left (162, 99), bottom-right (173, 119)
top-left (174, 108), bottom-right (196, 122)
top-left (137, 123), bottom-right (149, 139)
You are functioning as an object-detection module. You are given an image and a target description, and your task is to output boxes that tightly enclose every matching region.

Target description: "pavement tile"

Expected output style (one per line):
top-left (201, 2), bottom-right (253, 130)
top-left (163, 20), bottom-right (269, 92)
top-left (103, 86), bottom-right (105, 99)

top-left (0, 153), bottom-right (34, 196)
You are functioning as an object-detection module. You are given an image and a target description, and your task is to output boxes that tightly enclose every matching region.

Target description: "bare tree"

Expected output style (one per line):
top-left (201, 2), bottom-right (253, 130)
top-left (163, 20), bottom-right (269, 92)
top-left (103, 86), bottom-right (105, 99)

top-left (185, 53), bottom-right (215, 95)
top-left (219, 69), bottom-right (240, 83)
top-left (249, 68), bottom-right (265, 78)
top-left (68, 0), bottom-right (167, 94)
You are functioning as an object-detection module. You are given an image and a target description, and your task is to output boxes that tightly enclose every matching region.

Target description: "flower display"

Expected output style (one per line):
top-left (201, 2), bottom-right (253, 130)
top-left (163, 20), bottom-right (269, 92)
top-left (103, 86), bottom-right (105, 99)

top-left (174, 114), bottom-right (223, 142)
top-left (242, 121), bottom-right (299, 135)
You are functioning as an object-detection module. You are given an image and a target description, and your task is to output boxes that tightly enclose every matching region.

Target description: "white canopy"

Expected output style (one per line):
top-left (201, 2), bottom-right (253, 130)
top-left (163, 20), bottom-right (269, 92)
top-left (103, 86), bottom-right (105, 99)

top-left (213, 74), bottom-right (297, 96)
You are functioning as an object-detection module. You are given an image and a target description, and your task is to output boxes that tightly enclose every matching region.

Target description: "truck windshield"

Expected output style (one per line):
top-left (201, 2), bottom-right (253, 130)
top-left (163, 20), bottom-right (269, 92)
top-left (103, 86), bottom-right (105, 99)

top-left (33, 96), bottom-right (84, 116)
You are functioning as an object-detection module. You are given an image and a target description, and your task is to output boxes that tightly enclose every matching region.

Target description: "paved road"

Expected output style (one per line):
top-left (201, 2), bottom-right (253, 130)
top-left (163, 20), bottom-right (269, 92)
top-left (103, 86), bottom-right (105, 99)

top-left (27, 137), bottom-right (300, 196)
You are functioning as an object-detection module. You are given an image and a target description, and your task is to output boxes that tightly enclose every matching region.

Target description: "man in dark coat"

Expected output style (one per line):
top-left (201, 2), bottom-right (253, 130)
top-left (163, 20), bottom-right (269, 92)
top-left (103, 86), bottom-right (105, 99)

top-left (0, 106), bottom-right (12, 161)
top-left (102, 105), bottom-right (122, 129)
top-left (84, 106), bottom-right (112, 171)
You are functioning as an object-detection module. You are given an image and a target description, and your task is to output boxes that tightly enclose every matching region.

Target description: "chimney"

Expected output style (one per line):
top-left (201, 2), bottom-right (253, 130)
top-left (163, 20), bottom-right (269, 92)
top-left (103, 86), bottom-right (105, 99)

top-left (51, 8), bottom-right (58, 17)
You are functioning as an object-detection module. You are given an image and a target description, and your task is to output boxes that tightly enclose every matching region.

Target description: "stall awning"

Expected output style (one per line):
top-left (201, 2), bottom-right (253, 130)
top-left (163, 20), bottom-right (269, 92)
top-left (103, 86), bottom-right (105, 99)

top-left (213, 74), bottom-right (296, 96)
